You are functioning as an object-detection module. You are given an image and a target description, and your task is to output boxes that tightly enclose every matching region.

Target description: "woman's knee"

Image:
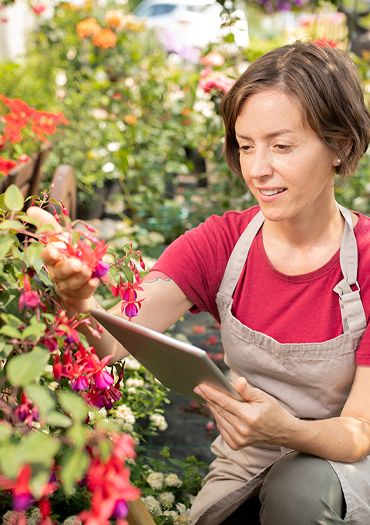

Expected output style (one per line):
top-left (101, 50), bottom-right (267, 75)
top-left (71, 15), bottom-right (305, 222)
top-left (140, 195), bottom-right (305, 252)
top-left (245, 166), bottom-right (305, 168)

top-left (259, 452), bottom-right (345, 525)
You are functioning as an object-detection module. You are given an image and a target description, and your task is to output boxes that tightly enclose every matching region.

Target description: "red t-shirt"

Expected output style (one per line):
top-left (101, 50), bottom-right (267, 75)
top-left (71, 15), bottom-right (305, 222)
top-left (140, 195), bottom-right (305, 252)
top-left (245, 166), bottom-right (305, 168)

top-left (152, 205), bottom-right (370, 365)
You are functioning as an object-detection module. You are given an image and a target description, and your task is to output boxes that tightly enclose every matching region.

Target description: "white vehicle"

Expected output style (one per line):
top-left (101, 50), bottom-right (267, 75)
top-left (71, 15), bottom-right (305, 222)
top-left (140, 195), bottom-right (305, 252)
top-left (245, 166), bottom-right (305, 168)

top-left (133, 0), bottom-right (249, 51)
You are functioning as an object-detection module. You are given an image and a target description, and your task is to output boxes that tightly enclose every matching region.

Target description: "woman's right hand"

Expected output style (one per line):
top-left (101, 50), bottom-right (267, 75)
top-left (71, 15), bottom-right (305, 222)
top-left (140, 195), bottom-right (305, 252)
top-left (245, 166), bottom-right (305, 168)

top-left (27, 207), bottom-right (100, 314)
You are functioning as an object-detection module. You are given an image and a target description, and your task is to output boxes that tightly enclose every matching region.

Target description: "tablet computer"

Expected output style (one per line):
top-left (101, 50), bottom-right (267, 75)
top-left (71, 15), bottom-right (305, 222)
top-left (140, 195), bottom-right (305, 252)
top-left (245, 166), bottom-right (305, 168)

top-left (91, 308), bottom-right (241, 401)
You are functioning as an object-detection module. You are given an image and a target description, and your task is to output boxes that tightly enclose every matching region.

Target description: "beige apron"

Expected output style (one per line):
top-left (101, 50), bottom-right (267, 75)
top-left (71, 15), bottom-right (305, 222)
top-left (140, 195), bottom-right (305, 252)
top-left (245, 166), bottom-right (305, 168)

top-left (190, 205), bottom-right (370, 525)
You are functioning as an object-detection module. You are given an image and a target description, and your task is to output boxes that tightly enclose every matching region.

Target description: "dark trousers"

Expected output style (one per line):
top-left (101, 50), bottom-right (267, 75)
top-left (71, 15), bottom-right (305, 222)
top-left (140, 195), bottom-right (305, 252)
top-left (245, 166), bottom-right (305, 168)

top-left (221, 452), bottom-right (346, 525)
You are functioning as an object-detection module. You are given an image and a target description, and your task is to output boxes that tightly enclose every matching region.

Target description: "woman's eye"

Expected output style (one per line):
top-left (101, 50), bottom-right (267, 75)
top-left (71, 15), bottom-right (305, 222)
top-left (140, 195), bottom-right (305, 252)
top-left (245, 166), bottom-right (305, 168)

top-left (274, 144), bottom-right (291, 151)
top-left (239, 145), bottom-right (252, 153)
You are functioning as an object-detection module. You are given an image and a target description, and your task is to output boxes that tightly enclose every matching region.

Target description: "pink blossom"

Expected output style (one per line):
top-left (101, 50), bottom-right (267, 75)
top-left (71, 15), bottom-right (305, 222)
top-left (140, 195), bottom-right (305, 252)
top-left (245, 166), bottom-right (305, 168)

top-left (19, 291), bottom-right (40, 310)
top-left (71, 375), bottom-right (90, 391)
top-left (31, 4), bottom-right (46, 15)
top-left (93, 370), bottom-right (114, 390)
top-left (92, 260), bottom-right (109, 279)
top-left (199, 70), bottom-right (234, 94)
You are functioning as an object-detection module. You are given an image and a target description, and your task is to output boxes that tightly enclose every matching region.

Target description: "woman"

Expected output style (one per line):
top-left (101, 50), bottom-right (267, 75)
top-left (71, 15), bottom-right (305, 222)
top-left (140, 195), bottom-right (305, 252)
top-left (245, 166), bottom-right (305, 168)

top-left (30, 42), bottom-right (370, 525)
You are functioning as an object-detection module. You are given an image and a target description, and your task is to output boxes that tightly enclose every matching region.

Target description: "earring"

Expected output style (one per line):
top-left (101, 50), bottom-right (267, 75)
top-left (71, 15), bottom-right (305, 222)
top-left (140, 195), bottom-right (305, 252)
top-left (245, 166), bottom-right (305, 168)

top-left (335, 158), bottom-right (341, 166)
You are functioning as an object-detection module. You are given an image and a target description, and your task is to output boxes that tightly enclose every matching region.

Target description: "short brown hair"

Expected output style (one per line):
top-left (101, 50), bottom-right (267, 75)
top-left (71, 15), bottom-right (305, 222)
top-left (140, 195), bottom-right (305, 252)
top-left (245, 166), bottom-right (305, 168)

top-left (221, 41), bottom-right (370, 177)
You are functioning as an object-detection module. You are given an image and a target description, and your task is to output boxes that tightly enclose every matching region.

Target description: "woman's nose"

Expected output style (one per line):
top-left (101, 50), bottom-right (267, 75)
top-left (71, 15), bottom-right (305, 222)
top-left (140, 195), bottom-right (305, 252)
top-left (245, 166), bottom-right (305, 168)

top-left (248, 151), bottom-right (273, 179)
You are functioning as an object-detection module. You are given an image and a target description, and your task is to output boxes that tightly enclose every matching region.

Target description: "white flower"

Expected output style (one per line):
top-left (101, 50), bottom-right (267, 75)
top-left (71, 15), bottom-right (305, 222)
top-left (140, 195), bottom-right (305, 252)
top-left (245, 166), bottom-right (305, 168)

top-left (26, 507), bottom-right (42, 525)
top-left (99, 407), bottom-right (107, 417)
top-left (102, 162), bottom-right (115, 173)
top-left (121, 421), bottom-right (134, 432)
top-left (107, 142), bottom-right (121, 152)
top-left (124, 356), bottom-right (141, 370)
top-left (115, 404), bottom-right (136, 424)
top-left (142, 495), bottom-right (163, 517)
top-left (62, 517), bottom-right (82, 525)
top-left (176, 502), bottom-right (188, 515)
top-left (163, 510), bottom-right (178, 519)
top-left (126, 378), bottom-right (144, 388)
top-left (165, 473), bottom-right (183, 488)
top-left (159, 491), bottom-right (175, 510)
top-left (150, 413), bottom-right (168, 431)
top-left (146, 471), bottom-right (164, 490)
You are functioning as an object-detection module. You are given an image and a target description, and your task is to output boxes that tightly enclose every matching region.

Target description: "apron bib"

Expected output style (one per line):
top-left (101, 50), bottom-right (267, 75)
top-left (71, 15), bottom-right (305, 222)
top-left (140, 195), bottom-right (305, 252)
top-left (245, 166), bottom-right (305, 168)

top-left (190, 206), bottom-right (370, 525)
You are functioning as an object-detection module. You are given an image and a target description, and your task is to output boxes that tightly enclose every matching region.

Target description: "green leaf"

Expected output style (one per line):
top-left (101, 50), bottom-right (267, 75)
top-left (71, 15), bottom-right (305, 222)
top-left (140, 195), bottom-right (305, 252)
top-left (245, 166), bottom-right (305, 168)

top-left (60, 448), bottom-right (89, 495)
top-left (18, 431), bottom-right (60, 467)
top-left (0, 443), bottom-right (22, 477)
top-left (66, 423), bottom-right (89, 448)
top-left (24, 242), bottom-right (44, 273)
top-left (0, 220), bottom-right (23, 231)
top-left (0, 341), bottom-right (13, 359)
top-left (0, 313), bottom-right (23, 327)
top-left (45, 411), bottom-right (72, 428)
top-left (30, 464), bottom-right (51, 499)
top-left (0, 235), bottom-right (14, 259)
top-left (0, 421), bottom-right (12, 441)
top-left (58, 391), bottom-right (89, 421)
top-left (6, 346), bottom-right (50, 387)
top-left (21, 317), bottom-right (46, 341)
top-left (0, 325), bottom-right (22, 339)
top-left (4, 185), bottom-right (24, 212)
top-left (25, 384), bottom-right (55, 418)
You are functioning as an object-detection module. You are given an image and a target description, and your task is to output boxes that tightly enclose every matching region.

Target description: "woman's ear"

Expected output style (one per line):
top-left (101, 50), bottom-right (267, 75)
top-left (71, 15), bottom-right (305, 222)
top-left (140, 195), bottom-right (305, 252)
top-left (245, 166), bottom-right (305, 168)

top-left (343, 140), bottom-right (353, 157)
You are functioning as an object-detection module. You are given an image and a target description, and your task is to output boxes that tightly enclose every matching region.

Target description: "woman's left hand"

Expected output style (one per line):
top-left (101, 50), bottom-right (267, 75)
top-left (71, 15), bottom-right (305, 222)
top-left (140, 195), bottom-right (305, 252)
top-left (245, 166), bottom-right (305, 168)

top-left (194, 377), bottom-right (297, 450)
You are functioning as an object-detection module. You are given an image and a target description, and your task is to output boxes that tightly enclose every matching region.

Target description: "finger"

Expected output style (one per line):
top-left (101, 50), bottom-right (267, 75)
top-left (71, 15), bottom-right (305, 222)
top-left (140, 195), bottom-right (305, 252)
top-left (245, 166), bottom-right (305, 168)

top-left (53, 258), bottom-right (91, 281)
top-left (56, 278), bottom-right (99, 300)
top-left (56, 274), bottom-right (91, 292)
top-left (42, 244), bottom-right (64, 265)
top-left (196, 384), bottom-right (241, 417)
top-left (208, 404), bottom-right (252, 449)
top-left (27, 206), bottom-right (62, 233)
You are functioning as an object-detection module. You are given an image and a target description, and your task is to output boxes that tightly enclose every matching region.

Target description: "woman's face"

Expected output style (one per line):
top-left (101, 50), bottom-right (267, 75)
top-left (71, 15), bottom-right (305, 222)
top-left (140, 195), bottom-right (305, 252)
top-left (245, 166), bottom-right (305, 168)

top-left (235, 89), bottom-right (338, 223)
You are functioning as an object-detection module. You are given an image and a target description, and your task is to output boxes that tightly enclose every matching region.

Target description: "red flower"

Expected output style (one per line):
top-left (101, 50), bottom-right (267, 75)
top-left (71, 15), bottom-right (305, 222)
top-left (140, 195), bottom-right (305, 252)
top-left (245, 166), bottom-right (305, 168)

top-left (31, 111), bottom-right (68, 142)
top-left (0, 465), bottom-right (33, 513)
top-left (0, 156), bottom-right (17, 175)
top-left (15, 393), bottom-right (39, 427)
top-left (199, 68), bottom-right (234, 94)
top-left (18, 275), bottom-right (40, 310)
top-left (111, 280), bottom-right (144, 320)
top-left (59, 235), bottom-right (109, 281)
top-left (79, 434), bottom-right (139, 524)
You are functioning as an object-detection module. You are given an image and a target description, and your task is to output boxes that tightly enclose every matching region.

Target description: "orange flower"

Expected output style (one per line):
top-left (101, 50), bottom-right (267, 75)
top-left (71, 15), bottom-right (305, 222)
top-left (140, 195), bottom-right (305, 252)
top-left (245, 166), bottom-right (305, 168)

top-left (76, 17), bottom-right (101, 39)
top-left (92, 28), bottom-right (117, 49)
top-left (105, 10), bottom-right (124, 29)
top-left (123, 115), bottom-right (137, 125)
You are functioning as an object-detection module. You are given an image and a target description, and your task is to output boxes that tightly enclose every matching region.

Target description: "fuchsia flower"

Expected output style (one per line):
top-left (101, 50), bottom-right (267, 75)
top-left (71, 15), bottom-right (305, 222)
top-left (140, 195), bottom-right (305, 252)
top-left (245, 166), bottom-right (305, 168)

top-left (93, 369), bottom-right (114, 389)
top-left (111, 279), bottom-right (144, 320)
top-left (19, 275), bottom-right (40, 310)
top-left (92, 260), bottom-right (110, 279)
top-left (79, 433), bottom-right (139, 525)
top-left (15, 393), bottom-right (39, 427)
top-left (58, 234), bottom-right (110, 281)
top-left (0, 465), bottom-right (33, 513)
top-left (53, 343), bottom-right (120, 408)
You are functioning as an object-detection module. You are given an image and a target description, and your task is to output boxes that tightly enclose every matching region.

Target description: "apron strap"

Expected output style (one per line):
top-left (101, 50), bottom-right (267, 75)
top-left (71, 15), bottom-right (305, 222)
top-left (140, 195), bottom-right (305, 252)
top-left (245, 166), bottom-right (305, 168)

top-left (218, 210), bottom-right (264, 298)
top-left (333, 205), bottom-right (367, 335)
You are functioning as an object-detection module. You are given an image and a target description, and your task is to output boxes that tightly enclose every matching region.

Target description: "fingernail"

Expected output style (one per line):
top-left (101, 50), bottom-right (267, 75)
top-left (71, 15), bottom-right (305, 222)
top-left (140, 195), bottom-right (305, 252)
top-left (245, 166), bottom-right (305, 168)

top-left (71, 259), bottom-right (81, 271)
